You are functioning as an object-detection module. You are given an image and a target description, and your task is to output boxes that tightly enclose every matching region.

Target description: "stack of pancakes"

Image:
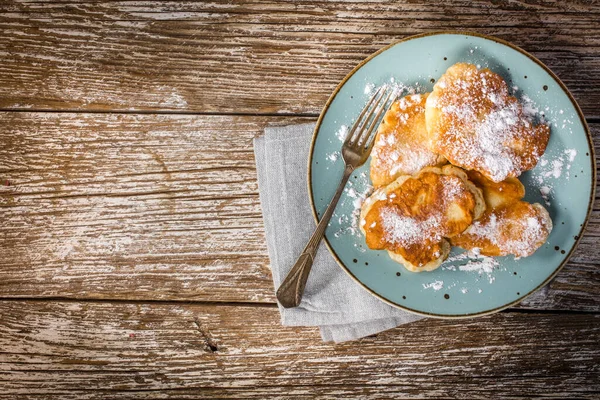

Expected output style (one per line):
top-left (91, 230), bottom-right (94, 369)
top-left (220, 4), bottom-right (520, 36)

top-left (360, 63), bottom-right (552, 272)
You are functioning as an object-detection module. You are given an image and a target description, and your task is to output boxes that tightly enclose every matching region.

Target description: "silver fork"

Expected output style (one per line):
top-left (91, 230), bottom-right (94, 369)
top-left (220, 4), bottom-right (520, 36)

top-left (276, 86), bottom-right (395, 308)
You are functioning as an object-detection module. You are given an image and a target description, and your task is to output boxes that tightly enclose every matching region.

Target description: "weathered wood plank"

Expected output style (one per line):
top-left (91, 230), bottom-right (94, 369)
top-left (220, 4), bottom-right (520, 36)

top-left (0, 1), bottom-right (599, 115)
top-left (0, 113), bottom-right (309, 303)
top-left (0, 113), bottom-right (598, 311)
top-left (0, 300), bottom-right (598, 398)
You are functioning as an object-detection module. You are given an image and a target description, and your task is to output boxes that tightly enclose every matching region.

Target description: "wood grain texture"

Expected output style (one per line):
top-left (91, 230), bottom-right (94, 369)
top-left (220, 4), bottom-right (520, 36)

top-left (1, 113), bottom-right (598, 310)
top-left (0, 1), bottom-right (599, 115)
top-left (0, 113), bottom-right (308, 303)
top-left (0, 300), bottom-right (599, 399)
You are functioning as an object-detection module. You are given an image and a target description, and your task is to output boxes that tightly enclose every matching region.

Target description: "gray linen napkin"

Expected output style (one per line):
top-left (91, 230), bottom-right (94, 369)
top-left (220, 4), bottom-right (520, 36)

top-left (254, 122), bottom-right (424, 343)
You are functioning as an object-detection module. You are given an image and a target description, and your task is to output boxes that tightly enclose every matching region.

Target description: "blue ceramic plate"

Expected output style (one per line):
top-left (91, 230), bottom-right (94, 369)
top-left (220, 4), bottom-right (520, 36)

top-left (308, 32), bottom-right (595, 318)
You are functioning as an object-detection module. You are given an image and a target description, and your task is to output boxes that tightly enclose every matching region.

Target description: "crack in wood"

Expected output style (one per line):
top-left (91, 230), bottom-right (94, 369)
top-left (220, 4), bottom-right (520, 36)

top-left (193, 318), bottom-right (219, 353)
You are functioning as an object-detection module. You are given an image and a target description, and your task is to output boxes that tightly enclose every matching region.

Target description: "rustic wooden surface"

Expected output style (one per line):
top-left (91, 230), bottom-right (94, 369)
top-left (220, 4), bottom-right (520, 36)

top-left (0, 301), bottom-right (599, 399)
top-left (1, 1), bottom-right (600, 116)
top-left (0, 1), bottom-right (599, 398)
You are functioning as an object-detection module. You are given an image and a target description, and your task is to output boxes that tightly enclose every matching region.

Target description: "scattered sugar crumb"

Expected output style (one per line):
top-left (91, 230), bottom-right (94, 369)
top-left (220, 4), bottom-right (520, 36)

top-left (461, 288), bottom-right (468, 294)
top-left (332, 170), bottom-right (373, 238)
top-left (443, 248), bottom-right (500, 285)
top-left (336, 125), bottom-right (349, 142)
top-left (458, 256), bottom-right (499, 274)
top-left (564, 148), bottom-right (577, 162)
top-left (540, 185), bottom-right (552, 206)
top-left (353, 243), bottom-right (366, 253)
top-left (544, 159), bottom-right (564, 179)
top-left (521, 94), bottom-right (544, 121)
top-left (364, 82), bottom-right (375, 95)
top-left (327, 152), bottom-right (339, 162)
top-left (532, 148), bottom-right (577, 187)
top-left (423, 280), bottom-right (444, 291)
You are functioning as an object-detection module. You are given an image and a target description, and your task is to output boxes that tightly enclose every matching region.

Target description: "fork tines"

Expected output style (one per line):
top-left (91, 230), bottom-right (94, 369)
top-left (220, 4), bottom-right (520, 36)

top-left (345, 85), bottom-right (396, 151)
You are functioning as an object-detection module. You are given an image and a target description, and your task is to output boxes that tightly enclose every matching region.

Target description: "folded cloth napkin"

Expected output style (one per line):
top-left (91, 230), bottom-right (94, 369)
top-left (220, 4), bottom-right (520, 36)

top-left (254, 122), bottom-right (424, 343)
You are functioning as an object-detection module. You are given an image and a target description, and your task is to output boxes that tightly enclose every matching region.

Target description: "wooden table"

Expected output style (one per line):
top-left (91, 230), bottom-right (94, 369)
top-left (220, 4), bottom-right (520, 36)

top-left (1, 2), bottom-right (599, 398)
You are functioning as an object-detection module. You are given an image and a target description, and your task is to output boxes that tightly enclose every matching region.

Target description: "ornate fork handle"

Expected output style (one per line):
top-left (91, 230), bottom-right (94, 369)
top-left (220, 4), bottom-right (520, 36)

top-left (276, 164), bottom-right (354, 308)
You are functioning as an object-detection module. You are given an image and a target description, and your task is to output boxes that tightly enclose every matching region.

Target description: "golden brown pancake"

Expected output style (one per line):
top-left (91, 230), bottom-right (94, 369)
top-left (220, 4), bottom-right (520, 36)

top-left (450, 171), bottom-right (552, 257)
top-left (360, 165), bottom-right (485, 272)
top-left (425, 63), bottom-right (550, 182)
top-left (370, 93), bottom-right (446, 188)
top-left (465, 170), bottom-right (525, 209)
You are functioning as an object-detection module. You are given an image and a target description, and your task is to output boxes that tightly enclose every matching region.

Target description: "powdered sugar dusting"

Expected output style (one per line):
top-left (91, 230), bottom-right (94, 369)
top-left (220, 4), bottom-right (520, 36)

top-left (456, 102), bottom-right (525, 181)
top-left (380, 209), bottom-right (441, 246)
top-left (371, 93), bottom-right (443, 177)
top-left (465, 210), bottom-right (547, 258)
top-left (431, 64), bottom-right (548, 182)
top-left (440, 176), bottom-right (465, 202)
top-left (373, 174), bottom-right (473, 249)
